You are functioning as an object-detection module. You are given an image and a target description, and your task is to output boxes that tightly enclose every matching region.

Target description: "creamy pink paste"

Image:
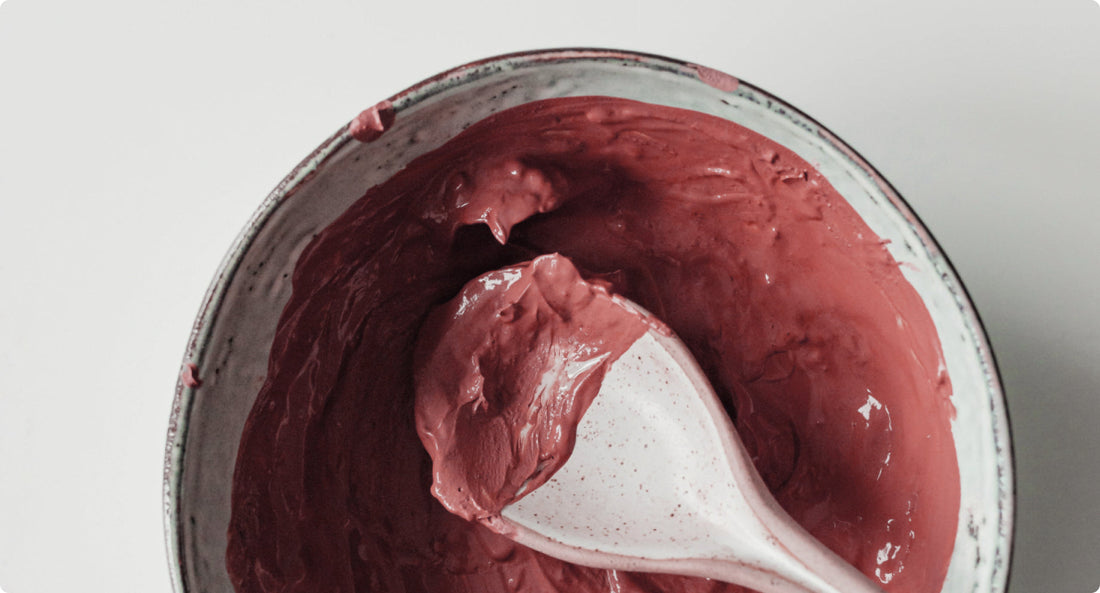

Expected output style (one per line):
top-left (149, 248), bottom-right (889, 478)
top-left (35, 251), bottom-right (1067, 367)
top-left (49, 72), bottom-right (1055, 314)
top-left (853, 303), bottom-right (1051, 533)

top-left (227, 96), bottom-right (960, 593)
top-left (414, 253), bottom-right (653, 522)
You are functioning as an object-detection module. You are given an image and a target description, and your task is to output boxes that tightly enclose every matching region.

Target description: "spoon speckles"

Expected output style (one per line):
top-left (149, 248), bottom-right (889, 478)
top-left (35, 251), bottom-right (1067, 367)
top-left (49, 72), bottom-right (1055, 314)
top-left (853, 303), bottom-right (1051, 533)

top-left (499, 323), bottom-right (886, 593)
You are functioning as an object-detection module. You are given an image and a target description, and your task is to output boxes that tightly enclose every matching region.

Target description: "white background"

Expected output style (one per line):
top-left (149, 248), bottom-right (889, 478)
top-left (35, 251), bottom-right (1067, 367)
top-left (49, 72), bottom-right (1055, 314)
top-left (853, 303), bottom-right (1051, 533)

top-left (0, 0), bottom-right (1097, 592)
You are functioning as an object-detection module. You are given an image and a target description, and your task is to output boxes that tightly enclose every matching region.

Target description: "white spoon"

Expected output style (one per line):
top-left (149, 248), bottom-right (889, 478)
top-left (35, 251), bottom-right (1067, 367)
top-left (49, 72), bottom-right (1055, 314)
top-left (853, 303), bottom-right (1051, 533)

top-left (491, 324), bottom-right (887, 593)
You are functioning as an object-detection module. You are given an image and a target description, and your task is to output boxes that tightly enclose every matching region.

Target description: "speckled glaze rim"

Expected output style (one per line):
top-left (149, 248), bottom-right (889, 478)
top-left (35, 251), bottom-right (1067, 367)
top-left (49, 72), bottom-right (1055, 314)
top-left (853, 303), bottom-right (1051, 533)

top-left (163, 47), bottom-right (1015, 593)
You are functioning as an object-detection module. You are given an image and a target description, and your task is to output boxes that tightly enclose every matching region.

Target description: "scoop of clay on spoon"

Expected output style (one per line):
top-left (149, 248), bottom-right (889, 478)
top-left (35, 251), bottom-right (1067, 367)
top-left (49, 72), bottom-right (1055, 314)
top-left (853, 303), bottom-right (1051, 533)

top-left (413, 254), bottom-right (886, 593)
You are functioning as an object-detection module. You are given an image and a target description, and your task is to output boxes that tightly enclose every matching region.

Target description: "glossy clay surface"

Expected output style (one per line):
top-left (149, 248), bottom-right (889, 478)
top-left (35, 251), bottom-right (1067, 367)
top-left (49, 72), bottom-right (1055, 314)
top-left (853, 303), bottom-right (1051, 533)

top-left (227, 96), bottom-right (959, 593)
top-left (165, 51), bottom-right (1011, 593)
top-left (415, 254), bottom-right (654, 524)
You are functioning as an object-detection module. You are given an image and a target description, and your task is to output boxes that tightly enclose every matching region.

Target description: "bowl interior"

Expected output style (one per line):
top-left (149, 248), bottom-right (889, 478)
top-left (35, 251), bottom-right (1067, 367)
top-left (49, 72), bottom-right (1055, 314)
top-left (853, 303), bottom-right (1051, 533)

top-left (164, 49), bottom-right (1012, 593)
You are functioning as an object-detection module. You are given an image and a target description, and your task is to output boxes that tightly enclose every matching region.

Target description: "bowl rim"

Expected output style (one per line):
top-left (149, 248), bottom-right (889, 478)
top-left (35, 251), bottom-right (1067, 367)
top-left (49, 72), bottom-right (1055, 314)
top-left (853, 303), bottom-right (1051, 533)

top-left (162, 46), bottom-right (1015, 593)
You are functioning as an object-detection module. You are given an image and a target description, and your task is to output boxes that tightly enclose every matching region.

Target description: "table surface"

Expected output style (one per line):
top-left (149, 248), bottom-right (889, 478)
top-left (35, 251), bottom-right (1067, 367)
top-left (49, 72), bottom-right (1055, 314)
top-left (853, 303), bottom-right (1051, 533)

top-left (1, 1), bottom-right (1097, 592)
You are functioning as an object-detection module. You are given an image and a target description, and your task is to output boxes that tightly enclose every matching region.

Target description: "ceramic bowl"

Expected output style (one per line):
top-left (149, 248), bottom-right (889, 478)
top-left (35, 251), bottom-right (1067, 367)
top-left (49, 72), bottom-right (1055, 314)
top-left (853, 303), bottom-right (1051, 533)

top-left (164, 48), bottom-right (1014, 593)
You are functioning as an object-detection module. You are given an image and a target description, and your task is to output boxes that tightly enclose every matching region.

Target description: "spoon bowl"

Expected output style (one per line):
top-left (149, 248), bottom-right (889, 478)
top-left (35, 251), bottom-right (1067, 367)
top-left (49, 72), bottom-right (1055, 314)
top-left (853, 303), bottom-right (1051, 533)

top-left (498, 324), bottom-right (885, 593)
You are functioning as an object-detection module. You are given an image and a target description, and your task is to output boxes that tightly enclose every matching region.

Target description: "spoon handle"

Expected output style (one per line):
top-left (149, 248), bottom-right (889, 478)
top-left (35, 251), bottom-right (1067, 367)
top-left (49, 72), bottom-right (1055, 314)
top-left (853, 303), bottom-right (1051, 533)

top-left (505, 515), bottom-right (886, 593)
top-left (704, 554), bottom-right (884, 593)
top-left (702, 488), bottom-right (887, 593)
